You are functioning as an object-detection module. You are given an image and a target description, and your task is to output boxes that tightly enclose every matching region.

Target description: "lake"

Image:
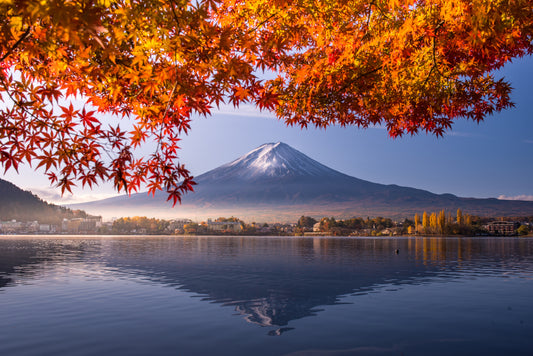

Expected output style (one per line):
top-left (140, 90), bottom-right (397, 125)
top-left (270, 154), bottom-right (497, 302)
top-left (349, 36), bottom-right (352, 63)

top-left (0, 235), bottom-right (532, 355)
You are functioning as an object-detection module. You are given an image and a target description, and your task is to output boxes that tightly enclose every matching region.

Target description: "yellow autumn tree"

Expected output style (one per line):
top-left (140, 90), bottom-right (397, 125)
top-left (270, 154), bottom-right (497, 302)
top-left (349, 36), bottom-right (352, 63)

top-left (430, 212), bottom-right (437, 231)
top-left (414, 213), bottom-right (420, 232)
top-left (422, 211), bottom-right (429, 232)
top-left (457, 208), bottom-right (463, 225)
top-left (437, 210), bottom-right (446, 234)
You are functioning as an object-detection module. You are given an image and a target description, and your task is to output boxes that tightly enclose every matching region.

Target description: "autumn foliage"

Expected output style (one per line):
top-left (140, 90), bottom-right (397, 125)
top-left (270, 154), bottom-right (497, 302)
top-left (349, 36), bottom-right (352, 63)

top-left (222, 0), bottom-right (533, 135)
top-left (1, 0), bottom-right (532, 202)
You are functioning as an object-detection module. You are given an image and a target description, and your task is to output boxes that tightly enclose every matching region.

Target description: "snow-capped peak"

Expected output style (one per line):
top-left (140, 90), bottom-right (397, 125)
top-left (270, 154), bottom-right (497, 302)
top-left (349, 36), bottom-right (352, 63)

top-left (199, 142), bottom-right (346, 181)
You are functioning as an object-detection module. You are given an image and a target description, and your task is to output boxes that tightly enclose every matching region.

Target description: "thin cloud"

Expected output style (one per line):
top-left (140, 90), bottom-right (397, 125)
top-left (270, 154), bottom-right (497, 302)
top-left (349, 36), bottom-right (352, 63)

top-left (29, 187), bottom-right (120, 205)
top-left (448, 131), bottom-right (474, 137)
top-left (448, 130), bottom-right (488, 138)
top-left (213, 103), bottom-right (276, 118)
top-left (498, 194), bottom-right (533, 201)
top-left (212, 104), bottom-right (385, 130)
top-left (524, 140), bottom-right (533, 144)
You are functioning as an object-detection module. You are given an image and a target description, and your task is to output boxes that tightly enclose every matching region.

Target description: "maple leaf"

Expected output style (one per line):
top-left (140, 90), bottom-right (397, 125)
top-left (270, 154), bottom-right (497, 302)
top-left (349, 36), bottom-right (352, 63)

top-left (0, 0), bottom-right (530, 204)
top-left (58, 177), bottom-right (76, 195)
top-left (79, 108), bottom-right (99, 128)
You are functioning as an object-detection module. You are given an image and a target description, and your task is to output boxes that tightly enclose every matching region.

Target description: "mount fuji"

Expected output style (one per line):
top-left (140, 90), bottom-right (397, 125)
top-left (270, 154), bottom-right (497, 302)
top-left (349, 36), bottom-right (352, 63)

top-left (71, 142), bottom-right (533, 221)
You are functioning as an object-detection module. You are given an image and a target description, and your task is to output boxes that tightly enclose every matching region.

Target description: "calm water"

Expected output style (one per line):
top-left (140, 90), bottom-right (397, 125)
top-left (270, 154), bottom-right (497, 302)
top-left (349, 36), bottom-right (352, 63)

top-left (0, 236), bottom-right (532, 355)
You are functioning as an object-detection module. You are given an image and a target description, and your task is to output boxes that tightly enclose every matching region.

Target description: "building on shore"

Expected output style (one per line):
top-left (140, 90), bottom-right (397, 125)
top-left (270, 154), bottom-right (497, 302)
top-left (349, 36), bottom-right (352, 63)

top-left (207, 219), bottom-right (242, 233)
top-left (0, 220), bottom-right (23, 233)
top-left (0, 220), bottom-right (58, 234)
top-left (484, 221), bottom-right (519, 236)
top-left (61, 217), bottom-right (102, 234)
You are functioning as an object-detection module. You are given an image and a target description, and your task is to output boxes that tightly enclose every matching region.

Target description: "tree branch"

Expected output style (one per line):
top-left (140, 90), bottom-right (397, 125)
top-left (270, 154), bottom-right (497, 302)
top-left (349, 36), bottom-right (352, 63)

top-left (0, 27), bottom-right (32, 63)
top-left (168, 0), bottom-right (182, 34)
top-left (423, 20), bottom-right (447, 86)
top-left (155, 79), bottom-right (179, 155)
top-left (0, 76), bottom-right (116, 162)
top-left (337, 65), bottom-right (384, 94)
top-left (247, 11), bottom-right (280, 35)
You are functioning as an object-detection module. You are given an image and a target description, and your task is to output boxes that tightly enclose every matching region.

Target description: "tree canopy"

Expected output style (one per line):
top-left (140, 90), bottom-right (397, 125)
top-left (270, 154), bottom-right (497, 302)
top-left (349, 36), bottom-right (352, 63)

top-left (1, 0), bottom-right (531, 202)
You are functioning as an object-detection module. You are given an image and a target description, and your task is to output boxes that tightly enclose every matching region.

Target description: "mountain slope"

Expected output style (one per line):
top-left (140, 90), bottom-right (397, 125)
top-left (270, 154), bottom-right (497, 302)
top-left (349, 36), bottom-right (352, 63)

top-left (0, 178), bottom-right (84, 223)
top-left (202, 142), bottom-right (348, 180)
top-left (70, 142), bottom-right (533, 220)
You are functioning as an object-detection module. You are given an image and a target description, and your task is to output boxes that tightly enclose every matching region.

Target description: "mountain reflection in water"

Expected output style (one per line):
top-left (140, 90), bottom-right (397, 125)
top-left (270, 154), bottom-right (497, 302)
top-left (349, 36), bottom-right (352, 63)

top-left (1, 236), bottom-right (532, 330)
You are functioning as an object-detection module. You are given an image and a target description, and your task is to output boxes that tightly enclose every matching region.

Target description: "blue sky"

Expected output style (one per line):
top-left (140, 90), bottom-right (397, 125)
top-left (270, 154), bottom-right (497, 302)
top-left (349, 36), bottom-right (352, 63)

top-left (4, 56), bottom-right (533, 204)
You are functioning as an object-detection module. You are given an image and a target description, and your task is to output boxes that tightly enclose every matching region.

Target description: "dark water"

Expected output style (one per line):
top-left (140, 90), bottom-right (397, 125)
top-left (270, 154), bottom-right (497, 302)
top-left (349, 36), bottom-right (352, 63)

top-left (0, 236), bottom-right (532, 355)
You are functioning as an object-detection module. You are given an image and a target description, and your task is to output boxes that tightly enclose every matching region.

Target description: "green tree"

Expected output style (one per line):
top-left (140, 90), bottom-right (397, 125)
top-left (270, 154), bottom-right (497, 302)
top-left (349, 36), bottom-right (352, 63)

top-left (297, 216), bottom-right (317, 229)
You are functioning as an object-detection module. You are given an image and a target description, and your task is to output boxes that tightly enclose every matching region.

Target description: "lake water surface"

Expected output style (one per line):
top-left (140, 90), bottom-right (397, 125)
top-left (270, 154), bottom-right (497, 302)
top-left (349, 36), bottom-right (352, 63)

top-left (0, 235), bottom-right (532, 355)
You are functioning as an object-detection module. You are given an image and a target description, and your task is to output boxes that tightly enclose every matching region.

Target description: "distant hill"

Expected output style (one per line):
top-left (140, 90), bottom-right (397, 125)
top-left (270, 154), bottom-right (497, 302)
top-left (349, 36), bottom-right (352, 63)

top-left (0, 178), bottom-right (88, 224)
top-left (70, 142), bottom-right (533, 221)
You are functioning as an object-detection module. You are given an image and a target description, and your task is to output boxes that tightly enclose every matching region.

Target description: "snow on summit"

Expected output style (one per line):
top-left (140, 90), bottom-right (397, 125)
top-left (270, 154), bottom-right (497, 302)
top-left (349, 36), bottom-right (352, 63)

top-left (200, 142), bottom-right (345, 181)
top-left (69, 141), bottom-right (533, 220)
